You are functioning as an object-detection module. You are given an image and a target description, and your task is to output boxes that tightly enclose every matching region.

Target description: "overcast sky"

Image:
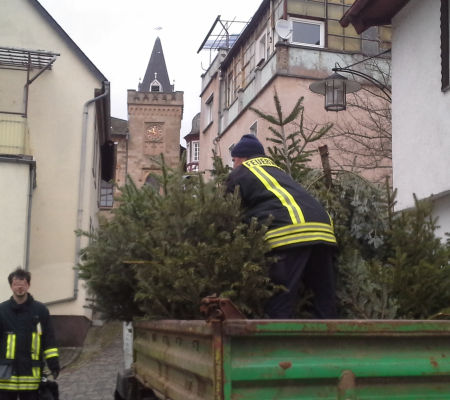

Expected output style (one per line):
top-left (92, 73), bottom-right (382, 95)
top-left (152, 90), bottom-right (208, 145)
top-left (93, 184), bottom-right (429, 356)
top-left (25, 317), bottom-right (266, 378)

top-left (38, 0), bottom-right (262, 143)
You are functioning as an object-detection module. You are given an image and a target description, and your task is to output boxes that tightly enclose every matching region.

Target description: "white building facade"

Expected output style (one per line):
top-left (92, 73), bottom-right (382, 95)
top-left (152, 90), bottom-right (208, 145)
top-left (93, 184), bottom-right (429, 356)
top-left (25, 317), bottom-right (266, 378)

top-left (392, 0), bottom-right (450, 239)
top-left (342, 0), bottom-right (450, 240)
top-left (0, 0), bottom-right (114, 343)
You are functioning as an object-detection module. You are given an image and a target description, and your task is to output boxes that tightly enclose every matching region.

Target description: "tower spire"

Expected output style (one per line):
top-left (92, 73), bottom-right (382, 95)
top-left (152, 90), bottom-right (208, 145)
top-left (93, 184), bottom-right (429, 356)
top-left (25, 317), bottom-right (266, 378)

top-left (138, 37), bottom-right (173, 92)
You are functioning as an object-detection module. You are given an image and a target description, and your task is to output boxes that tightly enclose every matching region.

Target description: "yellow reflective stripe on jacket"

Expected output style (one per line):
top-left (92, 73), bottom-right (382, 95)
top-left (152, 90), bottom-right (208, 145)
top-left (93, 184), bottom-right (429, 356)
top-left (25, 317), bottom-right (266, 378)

top-left (0, 374), bottom-right (40, 391)
top-left (32, 367), bottom-right (41, 378)
top-left (0, 375), bottom-right (39, 382)
top-left (243, 158), bottom-right (305, 224)
top-left (268, 232), bottom-right (337, 249)
top-left (0, 383), bottom-right (40, 390)
top-left (31, 332), bottom-right (41, 361)
top-left (5, 333), bottom-right (16, 359)
top-left (266, 222), bottom-right (335, 240)
top-left (44, 347), bottom-right (59, 359)
top-left (266, 222), bottom-right (337, 249)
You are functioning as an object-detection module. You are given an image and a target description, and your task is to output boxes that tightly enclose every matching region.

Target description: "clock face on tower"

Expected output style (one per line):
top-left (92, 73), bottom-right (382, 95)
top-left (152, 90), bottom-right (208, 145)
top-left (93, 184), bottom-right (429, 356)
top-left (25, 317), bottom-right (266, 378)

top-left (145, 123), bottom-right (163, 142)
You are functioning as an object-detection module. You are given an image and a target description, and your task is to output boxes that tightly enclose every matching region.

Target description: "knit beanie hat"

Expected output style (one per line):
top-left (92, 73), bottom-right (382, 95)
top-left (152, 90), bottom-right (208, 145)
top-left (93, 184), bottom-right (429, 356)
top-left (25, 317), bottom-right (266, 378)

top-left (231, 134), bottom-right (265, 157)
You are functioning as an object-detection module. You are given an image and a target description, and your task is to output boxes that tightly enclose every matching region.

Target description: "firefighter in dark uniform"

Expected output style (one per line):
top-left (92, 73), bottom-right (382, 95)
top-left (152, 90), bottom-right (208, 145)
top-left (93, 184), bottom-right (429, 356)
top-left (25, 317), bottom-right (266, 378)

top-left (0, 268), bottom-right (60, 400)
top-left (226, 134), bottom-right (338, 319)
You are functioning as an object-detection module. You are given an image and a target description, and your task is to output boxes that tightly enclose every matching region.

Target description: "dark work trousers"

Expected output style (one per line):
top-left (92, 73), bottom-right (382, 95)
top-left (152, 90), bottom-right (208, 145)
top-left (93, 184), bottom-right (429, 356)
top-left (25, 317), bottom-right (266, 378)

top-left (264, 244), bottom-right (337, 319)
top-left (0, 391), bottom-right (38, 400)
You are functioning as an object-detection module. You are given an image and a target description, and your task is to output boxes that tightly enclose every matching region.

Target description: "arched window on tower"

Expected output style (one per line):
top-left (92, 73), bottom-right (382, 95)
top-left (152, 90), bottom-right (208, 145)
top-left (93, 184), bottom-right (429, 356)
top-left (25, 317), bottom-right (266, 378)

top-left (145, 174), bottom-right (160, 191)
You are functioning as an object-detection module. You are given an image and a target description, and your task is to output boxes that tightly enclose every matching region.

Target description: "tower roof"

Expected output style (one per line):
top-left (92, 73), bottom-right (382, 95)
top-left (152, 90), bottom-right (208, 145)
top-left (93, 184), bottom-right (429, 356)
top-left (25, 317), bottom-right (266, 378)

top-left (139, 37), bottom-right (173, 92)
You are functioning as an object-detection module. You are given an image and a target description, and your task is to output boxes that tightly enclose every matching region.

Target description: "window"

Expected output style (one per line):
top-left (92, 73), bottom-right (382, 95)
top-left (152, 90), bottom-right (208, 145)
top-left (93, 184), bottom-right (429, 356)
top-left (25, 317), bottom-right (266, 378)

top-left (100, 180), bottom-right (114, 208)
top-left (192, 141), bottom-right (199, 162)
top-left (290, 18), bottom-right (324, 48)
top-left (249, 121), bottom-right (258, 136)
top-left (205, 94), bottom-right (213, 126)
top-left (226, 71), bottom-right (235, 106)
top-left (145, 174), bottom-right (160, 191)
top-left (256, 32), bottom-right (267, 66)
top-left (150, 79), bottom-right (162, 92)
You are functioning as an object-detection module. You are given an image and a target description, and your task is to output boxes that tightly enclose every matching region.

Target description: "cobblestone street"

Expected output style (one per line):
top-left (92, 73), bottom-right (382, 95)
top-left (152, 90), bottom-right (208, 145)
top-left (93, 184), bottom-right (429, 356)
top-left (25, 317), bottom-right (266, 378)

top-left (58, 321), bottom-right (124, 400)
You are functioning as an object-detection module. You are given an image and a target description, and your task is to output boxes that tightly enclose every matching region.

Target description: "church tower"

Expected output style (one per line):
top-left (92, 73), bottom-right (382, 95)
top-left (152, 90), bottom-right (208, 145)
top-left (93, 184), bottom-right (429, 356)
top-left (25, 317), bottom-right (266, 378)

top-left (125, 37), bottom-right (183, 186)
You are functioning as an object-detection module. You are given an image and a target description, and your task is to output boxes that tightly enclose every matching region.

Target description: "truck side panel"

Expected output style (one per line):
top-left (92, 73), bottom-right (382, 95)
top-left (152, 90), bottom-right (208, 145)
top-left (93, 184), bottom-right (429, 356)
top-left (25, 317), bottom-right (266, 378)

top-left (133, 319), bottom-right (450, 400)
top-left (223, 320), bottom-right (450, 399)
top-left (133, 320), bottom-right (218, 400)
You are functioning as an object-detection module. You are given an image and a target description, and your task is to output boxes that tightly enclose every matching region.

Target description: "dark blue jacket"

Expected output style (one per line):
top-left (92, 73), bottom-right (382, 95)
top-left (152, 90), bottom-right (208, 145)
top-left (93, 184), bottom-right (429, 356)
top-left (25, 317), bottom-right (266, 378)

top-left (226, 157), bottom-right (336, 250)
top-left (0, 294), bottom-right (59, 391)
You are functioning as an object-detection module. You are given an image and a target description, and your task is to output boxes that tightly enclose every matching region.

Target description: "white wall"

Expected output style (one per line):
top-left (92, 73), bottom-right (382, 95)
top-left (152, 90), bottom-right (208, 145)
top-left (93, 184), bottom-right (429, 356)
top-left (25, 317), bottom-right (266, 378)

top-left (0, 0), bottom-right (103, 315)
top-left (392, 0), bottom-right (450, 238)
top-left (433, 194), bottom-right (450, 239)
top-left (0, 162), bottom-right (30, 301)
top-left (392, 1), bottom-right (450, 201)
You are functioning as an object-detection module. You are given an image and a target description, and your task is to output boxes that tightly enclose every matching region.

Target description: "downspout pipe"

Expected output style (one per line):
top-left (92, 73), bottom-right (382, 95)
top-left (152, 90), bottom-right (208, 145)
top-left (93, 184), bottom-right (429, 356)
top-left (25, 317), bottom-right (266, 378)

top-left (46, 81), bottom-right (110, 306)
top-left (25, 163), bottom-right (36, 271)
top-left (125, 130), bottom-right (129, 183)
top-left (218, 69), bottom-right (223, 136)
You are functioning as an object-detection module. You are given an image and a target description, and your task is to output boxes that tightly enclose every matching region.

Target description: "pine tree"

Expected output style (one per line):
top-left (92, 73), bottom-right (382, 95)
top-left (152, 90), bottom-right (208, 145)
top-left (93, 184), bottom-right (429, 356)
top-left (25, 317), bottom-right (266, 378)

top-left (250, 90), bottom-right (449, 319)
top-left (78, 180), bottom-right (158, 321)
top-left (380, 196), bottom-right (450, 319)
top-left (133, 164), bottom-right (276, 319)
top-left (80, 94), bottom-right (450, 321)
top-left (250, 90), bottom-right (396, 318)
top-left (250, 89), bottom-right (331, 181)
top-left (336, 251), bottom-right (398, 319)
top-left (78, 161), bottom-right (276, 320)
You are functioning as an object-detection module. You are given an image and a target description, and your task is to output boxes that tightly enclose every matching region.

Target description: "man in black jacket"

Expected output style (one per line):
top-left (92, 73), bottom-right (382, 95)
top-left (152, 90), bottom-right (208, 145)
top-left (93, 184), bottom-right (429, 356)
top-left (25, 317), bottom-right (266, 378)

top-left (226, 134), bottom-right (338, 319)
top-left (0, 268), bottom-right (60, 400)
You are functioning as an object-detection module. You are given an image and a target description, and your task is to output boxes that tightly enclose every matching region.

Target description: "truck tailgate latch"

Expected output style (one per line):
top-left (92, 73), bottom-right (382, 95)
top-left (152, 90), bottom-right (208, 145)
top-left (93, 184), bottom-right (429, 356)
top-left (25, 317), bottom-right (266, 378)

top-left (200, 296), bottom-right (246, 321)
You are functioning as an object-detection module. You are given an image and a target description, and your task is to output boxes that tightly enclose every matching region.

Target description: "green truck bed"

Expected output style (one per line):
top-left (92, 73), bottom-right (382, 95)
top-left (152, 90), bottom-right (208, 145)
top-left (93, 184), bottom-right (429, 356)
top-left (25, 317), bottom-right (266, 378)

top-left (129, 319), bottom-right (450, 400)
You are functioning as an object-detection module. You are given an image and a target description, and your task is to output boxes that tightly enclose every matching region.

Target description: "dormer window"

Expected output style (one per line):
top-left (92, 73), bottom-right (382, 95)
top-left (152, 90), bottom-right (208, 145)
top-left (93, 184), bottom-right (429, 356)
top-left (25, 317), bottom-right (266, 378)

top-left (150, 79), bottom-right (162, 92)
top-left (150, 72), bottom-right (162, 92)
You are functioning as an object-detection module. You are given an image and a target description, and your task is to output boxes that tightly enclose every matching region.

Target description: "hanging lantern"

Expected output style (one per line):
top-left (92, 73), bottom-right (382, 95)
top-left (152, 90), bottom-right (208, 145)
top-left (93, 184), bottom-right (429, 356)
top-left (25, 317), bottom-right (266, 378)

top-left (310, 72), bottom-right (361, 112)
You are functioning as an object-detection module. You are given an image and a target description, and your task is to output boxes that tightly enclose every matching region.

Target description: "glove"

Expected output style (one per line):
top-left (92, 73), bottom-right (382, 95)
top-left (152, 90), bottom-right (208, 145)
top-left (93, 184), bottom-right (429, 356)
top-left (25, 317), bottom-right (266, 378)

top-left (46, 357), bottom-right (60, 379)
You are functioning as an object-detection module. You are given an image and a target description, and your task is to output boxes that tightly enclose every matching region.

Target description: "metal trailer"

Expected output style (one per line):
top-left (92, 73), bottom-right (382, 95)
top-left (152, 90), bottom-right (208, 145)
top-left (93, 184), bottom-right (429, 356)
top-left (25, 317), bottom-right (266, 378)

top-left (120, 317), bottom-right (450, 400)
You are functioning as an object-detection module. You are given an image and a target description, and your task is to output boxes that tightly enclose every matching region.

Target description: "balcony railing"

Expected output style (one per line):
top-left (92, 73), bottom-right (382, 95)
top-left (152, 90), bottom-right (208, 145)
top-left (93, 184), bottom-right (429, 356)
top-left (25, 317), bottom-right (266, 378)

top-left (0, 114), bottom-right (31, 155)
